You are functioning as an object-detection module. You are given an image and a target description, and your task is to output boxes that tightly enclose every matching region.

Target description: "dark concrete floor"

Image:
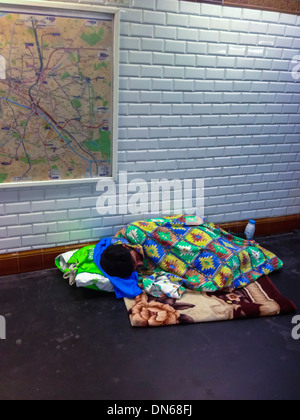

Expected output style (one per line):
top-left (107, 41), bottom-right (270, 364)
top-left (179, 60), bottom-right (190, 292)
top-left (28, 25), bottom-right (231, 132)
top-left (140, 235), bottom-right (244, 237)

top-left (0, 231), bottom-right (300, 401)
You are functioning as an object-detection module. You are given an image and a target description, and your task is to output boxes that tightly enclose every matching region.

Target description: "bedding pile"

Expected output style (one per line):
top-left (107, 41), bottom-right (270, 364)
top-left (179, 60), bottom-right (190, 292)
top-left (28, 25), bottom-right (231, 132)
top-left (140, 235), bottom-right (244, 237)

top-left (55, 215), bottom-right (296, 326)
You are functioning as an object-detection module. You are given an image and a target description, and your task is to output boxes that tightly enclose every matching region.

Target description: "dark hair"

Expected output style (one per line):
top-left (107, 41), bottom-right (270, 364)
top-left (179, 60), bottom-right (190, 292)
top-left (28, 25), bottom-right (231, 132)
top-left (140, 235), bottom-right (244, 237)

top-left (100, 244), bottom-right (134, 278)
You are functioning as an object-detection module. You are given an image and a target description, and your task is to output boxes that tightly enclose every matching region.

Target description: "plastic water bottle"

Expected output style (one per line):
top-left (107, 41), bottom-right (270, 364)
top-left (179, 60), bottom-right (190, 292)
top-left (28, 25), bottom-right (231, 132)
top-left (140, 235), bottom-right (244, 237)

top-left (244, 220), bottom-right (256, 240)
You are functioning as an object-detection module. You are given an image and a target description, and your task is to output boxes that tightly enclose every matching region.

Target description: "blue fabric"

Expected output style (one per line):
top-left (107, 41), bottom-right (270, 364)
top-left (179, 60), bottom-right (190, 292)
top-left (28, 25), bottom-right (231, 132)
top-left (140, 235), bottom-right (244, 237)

top-left (93, 237), bottom-right (143, 299)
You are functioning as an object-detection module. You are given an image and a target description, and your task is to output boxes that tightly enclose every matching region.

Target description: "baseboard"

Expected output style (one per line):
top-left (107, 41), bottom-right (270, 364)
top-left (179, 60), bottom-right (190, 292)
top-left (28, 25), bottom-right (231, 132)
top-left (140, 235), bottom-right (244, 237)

top-left (0, 241), bottom-right (97, 276)
top-left (219, 214), bottom-right (300, 237)
top-left (0, 214), bottom-right (299, 276)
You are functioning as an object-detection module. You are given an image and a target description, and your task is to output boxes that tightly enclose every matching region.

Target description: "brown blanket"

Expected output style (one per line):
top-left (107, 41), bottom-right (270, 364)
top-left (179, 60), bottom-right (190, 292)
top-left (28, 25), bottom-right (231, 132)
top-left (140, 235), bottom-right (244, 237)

top-left (124, 276), bottom-right (296, 327)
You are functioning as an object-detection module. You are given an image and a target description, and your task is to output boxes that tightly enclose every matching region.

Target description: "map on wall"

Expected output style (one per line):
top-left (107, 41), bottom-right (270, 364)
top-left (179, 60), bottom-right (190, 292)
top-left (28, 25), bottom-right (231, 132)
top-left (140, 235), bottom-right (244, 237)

top-left (0, 10), bottom-right (115, 184)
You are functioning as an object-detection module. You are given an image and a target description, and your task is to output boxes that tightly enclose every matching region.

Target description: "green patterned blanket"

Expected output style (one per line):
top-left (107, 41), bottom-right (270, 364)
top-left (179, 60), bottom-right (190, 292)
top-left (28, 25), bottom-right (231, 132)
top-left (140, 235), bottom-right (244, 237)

top-left (116, 215), bottom-right (283, 294)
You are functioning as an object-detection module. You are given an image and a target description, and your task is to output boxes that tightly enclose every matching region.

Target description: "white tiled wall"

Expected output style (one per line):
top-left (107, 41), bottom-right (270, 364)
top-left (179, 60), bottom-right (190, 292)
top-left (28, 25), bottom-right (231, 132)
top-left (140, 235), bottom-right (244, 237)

top-left (0, 0), bottom-right (300, 253)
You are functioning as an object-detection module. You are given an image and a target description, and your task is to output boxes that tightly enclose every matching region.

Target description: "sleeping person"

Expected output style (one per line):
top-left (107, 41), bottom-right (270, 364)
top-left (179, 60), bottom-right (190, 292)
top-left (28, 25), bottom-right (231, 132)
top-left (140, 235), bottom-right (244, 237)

top-left (91, 215), bottom-right (283, 300)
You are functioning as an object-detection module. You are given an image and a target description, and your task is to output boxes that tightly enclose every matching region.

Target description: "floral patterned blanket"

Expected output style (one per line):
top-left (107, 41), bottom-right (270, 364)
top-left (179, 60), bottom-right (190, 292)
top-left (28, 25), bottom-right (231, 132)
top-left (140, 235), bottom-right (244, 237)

top-left (124, 275), bottom-right (296, 327)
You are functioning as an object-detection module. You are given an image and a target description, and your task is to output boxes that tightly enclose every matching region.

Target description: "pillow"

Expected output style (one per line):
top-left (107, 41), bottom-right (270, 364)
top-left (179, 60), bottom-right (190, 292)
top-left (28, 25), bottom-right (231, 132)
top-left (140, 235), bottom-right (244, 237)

top-left (55, 245), bottom-right (114, 293)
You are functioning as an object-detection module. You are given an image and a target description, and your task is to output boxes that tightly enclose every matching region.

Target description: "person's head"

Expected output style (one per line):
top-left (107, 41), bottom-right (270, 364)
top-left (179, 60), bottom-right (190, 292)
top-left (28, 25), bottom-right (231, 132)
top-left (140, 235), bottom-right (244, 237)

top-left (100, 244), bottom-right (136, 278)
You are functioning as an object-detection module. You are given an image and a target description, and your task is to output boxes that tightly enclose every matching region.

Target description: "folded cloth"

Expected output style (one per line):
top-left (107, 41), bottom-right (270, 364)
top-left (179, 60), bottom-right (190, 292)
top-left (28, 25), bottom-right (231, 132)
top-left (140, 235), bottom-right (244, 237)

top-left (93, 237), bottom-right (143, 299)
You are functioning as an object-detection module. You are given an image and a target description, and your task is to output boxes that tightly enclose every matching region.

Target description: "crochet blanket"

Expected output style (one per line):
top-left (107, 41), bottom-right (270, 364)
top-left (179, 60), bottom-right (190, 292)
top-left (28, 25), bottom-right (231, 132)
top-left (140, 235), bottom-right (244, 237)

top-left (115, 215), bottom-right (283, 295)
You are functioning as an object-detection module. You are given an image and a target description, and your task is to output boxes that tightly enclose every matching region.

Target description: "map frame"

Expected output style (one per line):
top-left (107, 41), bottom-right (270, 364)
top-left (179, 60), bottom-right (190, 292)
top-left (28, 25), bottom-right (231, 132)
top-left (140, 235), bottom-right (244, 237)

top-left (0, 0), bottom-right (119, 188)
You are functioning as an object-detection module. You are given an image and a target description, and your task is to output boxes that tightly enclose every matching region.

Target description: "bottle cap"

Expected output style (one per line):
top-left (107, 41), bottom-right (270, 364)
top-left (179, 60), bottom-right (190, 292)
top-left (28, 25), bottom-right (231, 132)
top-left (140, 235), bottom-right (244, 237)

top-left (249, 219), bottom-right (256, 224)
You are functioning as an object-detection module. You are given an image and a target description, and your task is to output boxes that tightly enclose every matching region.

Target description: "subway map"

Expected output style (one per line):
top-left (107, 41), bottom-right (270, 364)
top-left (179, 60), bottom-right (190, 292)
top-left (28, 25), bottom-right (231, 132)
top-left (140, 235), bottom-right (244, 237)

top-left (0, 11), bottom-right (114, 183)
